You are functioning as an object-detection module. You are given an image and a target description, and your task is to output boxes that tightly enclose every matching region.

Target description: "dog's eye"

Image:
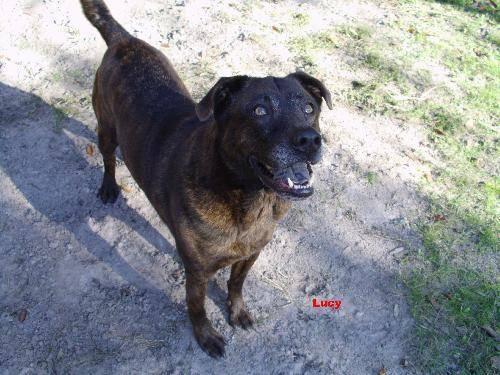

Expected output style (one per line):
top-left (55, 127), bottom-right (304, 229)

top-left (254, 106), bottom-right (267, 116)
top-left (305, 103), bottom-right (314, 114)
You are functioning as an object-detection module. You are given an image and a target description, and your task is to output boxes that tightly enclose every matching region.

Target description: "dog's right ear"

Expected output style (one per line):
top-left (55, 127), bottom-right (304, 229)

top-left (196, 76), bottom-right (249, 121)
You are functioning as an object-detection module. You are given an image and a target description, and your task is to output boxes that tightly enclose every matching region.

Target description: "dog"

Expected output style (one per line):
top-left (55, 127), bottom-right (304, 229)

top-left (80, 0), bottom-right (332, 358)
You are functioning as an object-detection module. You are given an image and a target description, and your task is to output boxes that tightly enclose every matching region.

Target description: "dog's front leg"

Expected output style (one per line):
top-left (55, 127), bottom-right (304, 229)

top-left (186, 270), bottom-right (226, 358)
top-left (227, 252), bottom-right (260, 329)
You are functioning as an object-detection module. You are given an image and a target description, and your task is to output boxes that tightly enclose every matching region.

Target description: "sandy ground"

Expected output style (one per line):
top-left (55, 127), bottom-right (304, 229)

top-left (1, 0), bottom-right (433, 373)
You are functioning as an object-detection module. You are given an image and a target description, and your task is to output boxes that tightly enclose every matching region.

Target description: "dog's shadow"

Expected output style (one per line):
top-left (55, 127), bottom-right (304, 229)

top-left (0, 82), bottom-right (235, 327)
top-left (0, 82), bottom-right (182, 303)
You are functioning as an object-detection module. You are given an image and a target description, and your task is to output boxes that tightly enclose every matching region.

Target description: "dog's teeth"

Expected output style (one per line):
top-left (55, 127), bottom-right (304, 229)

top-left (287, 178), bottom-right (293, 188)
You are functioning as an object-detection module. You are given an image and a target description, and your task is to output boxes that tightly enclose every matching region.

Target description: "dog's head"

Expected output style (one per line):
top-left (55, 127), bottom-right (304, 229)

top-left (196, 72), bottom-right (332, 199)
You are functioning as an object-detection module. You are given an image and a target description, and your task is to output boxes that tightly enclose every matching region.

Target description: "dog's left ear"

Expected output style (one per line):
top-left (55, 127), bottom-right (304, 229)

top-left (196, 75), bottom-right (249, 121)
top-left (288, 71), bottom-right (333, 110)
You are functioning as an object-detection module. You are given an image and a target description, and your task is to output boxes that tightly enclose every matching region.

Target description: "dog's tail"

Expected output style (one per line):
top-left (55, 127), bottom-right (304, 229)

top-left (80, 0), bottom-right (130, 46)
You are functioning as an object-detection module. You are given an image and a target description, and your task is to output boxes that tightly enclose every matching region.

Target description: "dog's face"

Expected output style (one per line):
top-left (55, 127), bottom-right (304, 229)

top-left (196, 72), bottom-right (332, 199)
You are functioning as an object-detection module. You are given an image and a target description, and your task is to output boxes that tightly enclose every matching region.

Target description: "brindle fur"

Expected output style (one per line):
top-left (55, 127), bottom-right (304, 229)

top-left (81, 0), bottom-right (331, 358)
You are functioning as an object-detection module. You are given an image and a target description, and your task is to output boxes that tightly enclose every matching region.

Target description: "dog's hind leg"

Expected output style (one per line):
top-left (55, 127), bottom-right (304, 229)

top-left (97, 123), bottom-right (120, 204)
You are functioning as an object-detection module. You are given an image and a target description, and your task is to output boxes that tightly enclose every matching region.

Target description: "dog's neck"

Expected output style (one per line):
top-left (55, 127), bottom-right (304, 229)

top-left (190, 121), bottom-right (270, 200)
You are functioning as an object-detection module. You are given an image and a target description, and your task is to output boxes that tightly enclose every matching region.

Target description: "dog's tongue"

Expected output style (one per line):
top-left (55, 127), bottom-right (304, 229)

top-left (273, 162), bottom-right (310, 186)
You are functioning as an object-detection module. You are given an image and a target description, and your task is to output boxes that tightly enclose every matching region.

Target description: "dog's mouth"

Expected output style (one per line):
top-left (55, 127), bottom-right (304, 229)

top-left (249, 156), bottom-right (314, 199)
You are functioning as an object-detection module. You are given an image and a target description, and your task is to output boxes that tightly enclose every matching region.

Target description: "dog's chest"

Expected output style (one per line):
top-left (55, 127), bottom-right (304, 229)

top-left (192, 191), bottom-right (288, 258)
top-left (187, 188), bottom-right (291, 268)
top-left (232, 200), bottom-right (276, 252)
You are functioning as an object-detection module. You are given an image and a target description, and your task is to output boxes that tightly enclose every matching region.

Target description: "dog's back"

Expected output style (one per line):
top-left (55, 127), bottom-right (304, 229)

top-left (82, 0), bottom-right (195, 189)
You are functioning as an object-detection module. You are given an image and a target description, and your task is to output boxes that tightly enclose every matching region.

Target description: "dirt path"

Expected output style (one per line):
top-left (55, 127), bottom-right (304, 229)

top-left (1, 0), bottom-right (429, 373)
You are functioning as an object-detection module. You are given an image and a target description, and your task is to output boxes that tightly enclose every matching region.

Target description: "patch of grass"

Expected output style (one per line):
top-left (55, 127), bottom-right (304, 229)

top-left (337, 1), bottom-right (499, 372)
top-left (52, 107), bottom-right (67, 133)
top-left (419, 104), bottom-right (464, 136)
top-left (67, 68), bottom-right (86, 85)
top-left (337, 24), bottom-right (373, 40)
top-left (51, 71), bottom-right (63, 83)
top-left (487, 28), bottom-right (500, 47)
top-left (406, 264), bottom-right (498, 373)
top-left (292, 13), bottom-right (309, 27)
top-left (406, 216), bottom-right (498, 372)
top-left (289, 31), bottom-right (337, 71)
top-left (365, 171), bottom-right (378, 185)
top-left (430, 0), bottom-right (499, 20)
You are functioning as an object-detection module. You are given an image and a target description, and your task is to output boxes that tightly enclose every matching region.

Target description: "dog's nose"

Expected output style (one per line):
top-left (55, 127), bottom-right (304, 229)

top-left (293, 128), bottom-right (322, 153)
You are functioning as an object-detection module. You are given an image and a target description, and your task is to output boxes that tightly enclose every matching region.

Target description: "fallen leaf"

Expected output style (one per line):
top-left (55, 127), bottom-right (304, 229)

top-left (86, 144), bottom-right (94, 156)
top-left (433, 214), bottom-right (446, 222)
top-left (433, 128), bottom-right (445, 136)
top-left (18, 309), bottom-right (27, 322)
top-left (120, 184), bottom-right (132, 193)
top-left (424, 171), bottom-right (433, 182)
top-left (378, 366), bottom-right (387, 375)
top-left (429, 297), bottom-right (440, 308)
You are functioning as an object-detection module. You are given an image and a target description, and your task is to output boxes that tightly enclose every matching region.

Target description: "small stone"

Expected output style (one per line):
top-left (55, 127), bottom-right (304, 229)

top-left (482, 325), bottom-right (499, 341)
top-left (18, 309), bottom-right (27, 322)
top-left (393, 304), bottom-right (400, 318)
top-left (400, 358), bottom-right (409, 367)
top-left (304, 284), bottom-right (314, 294)
top-left (389, 247), bottom-right (407, 258)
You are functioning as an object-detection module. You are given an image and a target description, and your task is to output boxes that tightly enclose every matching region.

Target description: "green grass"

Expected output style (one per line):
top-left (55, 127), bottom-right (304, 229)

top-left (292, 13), bottom-right (310, 27)
top-left (289, 31), bottom-right (337, 72)
top-left (431, 0), bottom-right (499, 20)
top-left (336, 0), bottom-right (499, 372)
top-left (407, 264), bottom-right (498, 373)
top-left (52, 107), bottom-right (66, 133)
top-left (366, 171), bottom-right (378, 185)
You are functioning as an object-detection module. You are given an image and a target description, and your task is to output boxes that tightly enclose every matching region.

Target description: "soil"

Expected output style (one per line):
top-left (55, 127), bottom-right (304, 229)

top-left (1, 0), bottom-right (431, 373)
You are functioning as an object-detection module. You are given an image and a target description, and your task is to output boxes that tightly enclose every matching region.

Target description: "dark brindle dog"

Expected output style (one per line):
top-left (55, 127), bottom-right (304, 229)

top-left (81, 0), bottom-right (332, 358)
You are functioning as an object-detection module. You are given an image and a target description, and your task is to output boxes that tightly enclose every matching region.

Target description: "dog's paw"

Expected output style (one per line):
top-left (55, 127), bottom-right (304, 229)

top-left (98, 179), bottom-right (120, 204)
top-left (228, 299), bottom-right (254, 330)
top-left (194, 324), bottom-right (226, 358)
